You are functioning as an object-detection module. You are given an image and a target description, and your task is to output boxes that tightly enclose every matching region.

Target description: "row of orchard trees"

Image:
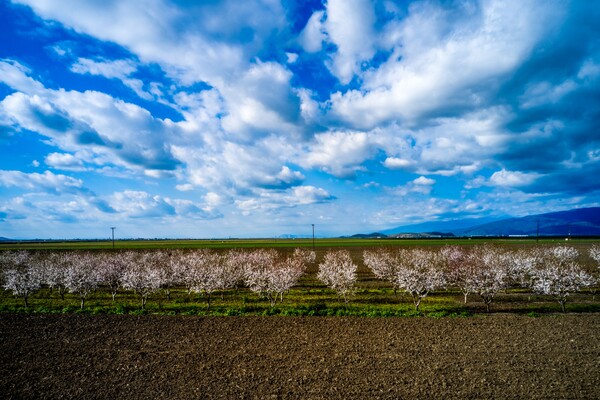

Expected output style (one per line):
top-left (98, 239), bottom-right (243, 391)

top-left (363, 244), bottom-right (600, 312)
top-left (1, 245), bottom-right (599, 312)
top-left (0, 248), bottom-right (315, 309)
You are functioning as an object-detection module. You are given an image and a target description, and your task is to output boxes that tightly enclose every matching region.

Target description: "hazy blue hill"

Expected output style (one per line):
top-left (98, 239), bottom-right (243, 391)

top-left (381, 216), bottom-right (501, 235)
top-left (455, 207), bottom-right (600, 236)
top-left (349, 232), bottom-right (388, 238)
top-left (365, 207), bottom-right (600, 237)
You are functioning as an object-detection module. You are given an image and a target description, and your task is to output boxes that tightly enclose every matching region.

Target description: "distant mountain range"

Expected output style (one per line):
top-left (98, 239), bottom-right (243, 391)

top-left (380, 216), bottom-right (501, 235)
top-left (351, 207), bottom-right (600, 238)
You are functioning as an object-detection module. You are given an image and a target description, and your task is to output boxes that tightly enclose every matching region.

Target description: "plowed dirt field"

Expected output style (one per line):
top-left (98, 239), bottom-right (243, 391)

top-left (1, 314), bottom-right (599, 399)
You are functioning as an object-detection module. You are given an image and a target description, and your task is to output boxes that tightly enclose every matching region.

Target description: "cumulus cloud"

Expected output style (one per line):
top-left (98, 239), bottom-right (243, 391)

top-left (328, 0), bottom-right (560, 128)
top-left (1, 0), bottom-right (599, 237)
top-left (0, 63), bottom-right (181, 176)
top-left (70, 57), bottom-right (152, 100)
top-left (172, 135), bottom-right (302, 195)
top-left (220, 61), bottom-right (302, 139)
top-left (108, 190), bottom-right (222, 220)
top-left (302, 130), bottom-right (376, 178)
top-left (383, 157), bottom-right (413, 170)
top-left (0, 170), bottom-right (84, 193)
top-left (392, 176), bottom-right (436, 196)
top-left (71, 57), bottom-right (137, 79)
top-left (235, 185), bottom-right (335, 214)
top-left (0, 59), bottom-right (44, 94)
top-left (323, 0), bottom-right (376, 84)
top-left (45, 152), bottom-right (85, 171)
top-left (299, 10), bottom-right (326, 53)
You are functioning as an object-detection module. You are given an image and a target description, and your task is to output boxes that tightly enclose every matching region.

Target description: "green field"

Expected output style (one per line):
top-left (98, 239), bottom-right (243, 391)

top-left (1, 236), bottom-right (598, 250)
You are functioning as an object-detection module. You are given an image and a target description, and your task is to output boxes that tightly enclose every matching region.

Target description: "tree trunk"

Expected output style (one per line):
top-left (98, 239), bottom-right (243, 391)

top-left (486, 302), bottom-right (490, 313)
top-left (80, 297), bottom-right (85, 310)
top-left (112, 292), bottom-right (117, 302)
top-left (412, 293), bottom-right (421, 312)
top-left (463, 293), bottom-right (468, 304)
top-left (23, 295), bottom-right (29, 309)
top-left (560, 301), bottom-right (566, 313)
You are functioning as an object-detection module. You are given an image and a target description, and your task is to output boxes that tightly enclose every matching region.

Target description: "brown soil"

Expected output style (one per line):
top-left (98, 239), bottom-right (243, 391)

top-left (1, 314), bottom-right (599, 399)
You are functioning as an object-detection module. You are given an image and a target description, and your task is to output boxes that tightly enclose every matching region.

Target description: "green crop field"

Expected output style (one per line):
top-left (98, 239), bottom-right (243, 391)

top-left (1, 236), bottom-right (598, 250)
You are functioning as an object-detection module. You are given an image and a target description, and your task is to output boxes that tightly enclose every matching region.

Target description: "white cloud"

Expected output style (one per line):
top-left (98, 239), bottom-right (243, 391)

top-left (173, 135), bottom-right (301, 195)
top-left (413, 176), bottom-right (435, 186)
top-left (578, 59), bottom-right (600, 80)
top-left (204, 192), bottom-right (224, 208)
top-left (235, 185), bottom-right (335, 214)
top-left (291, 185), bottom-right (335, 205)
top-left (299, 10), bottom-right (326, 53)
top-left (520, 79), bottom-right (578, 108)
top-left (302, 130), bottom-right (375, 178)
top-left (489, 169), bottom-right (541, 187)
top-left (298, 88), bottom-right (320, 123)
top-left (286, 52), bottom-right (298, 64)
top-left (220, 61), bottom-right (301, 139)
top-left (70, 57), bottom-right (151, 100)
top-left (323, 0), bottom-right (376, 84)
top-left (16, 0), bottom-right (284, 86)
top-left (5, 2), bottom-right (315, 211)
top-left (0, 193), bottom-right (105, 226)
top-left (372, 197), bottom-right (462, 226)
top-left (1, 78), bottom-right (182, 176)
top-left (0, 170), bottom-right (84, 193)
top-left (71, 57), bottom-right (137, 79)
top-left (464, 175), bottom-right (487, 189)
top-left (392, 176), bottom-right (436, 196)
top-left (383, 157), bottom-right (413, 169)
top-left (175, 183), bottom-right (194, 192)
top-left (0, 59), bottom-right (44, 94)
top-left (109, 190), bottom-right (220, 220)
top-left (328, 0), bottom-right (561, 128)
top-left (45, 152), bottom-right (85, 171)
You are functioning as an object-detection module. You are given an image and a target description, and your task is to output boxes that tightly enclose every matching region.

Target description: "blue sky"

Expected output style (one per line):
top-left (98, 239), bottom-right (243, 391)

top-left (1, 0), bottom-right (599, 239)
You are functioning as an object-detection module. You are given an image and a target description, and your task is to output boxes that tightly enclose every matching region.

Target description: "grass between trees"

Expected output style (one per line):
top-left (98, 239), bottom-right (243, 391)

top-left (1, 279), bottom-right (599, 317)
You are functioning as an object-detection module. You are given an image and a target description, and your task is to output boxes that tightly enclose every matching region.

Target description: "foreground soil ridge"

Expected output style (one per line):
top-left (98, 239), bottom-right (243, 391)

top-left (1, 314), bottom-right (599, 399)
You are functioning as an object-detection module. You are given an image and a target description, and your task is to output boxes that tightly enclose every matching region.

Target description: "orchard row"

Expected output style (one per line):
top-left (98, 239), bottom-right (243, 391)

top-left (1, 245), bottom-right (599, 313)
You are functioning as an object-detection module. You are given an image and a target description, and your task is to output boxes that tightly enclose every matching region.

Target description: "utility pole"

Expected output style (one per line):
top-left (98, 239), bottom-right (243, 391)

top-left (312, 224), bottom-right (315, 251)
top-left (110, 227), bottom-right (116, 249)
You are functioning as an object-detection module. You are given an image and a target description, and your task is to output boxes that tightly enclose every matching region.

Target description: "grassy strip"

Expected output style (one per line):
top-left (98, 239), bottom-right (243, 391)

top-left (2, 286), bottom-right (599, 317)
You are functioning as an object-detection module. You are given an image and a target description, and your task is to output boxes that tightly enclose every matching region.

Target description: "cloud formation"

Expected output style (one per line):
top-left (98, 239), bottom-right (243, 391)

top-left (0, 0), bottom-right (599, 238)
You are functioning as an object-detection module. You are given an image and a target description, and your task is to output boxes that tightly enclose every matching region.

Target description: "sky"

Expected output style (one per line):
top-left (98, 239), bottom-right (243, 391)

top-left (0, 0), bottom-right (599, 239)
